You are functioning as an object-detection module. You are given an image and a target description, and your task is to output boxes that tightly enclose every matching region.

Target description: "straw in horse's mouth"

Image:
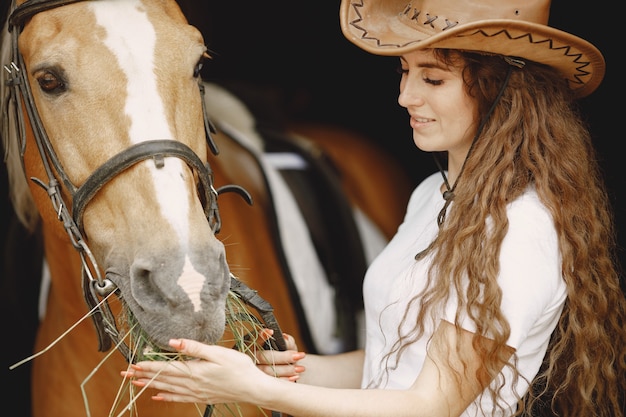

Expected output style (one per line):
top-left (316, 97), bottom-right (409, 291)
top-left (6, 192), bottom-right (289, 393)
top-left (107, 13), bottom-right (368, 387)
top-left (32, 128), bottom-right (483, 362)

top-left (100, 290), bottom-right (275, 416)
top-left (121, 290), bottom-right (273, 363)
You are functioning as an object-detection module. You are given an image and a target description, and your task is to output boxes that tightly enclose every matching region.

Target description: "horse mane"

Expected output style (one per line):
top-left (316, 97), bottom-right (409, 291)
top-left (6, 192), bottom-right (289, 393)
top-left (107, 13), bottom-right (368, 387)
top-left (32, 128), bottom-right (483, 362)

top-left (1, 16), bottom-right (40, 232)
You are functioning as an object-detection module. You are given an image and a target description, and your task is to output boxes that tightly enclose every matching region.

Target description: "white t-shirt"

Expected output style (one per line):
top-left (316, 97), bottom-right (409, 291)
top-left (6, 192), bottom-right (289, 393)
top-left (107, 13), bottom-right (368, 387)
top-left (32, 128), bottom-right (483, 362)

top-left (361, 173), bottom-right (567, 416)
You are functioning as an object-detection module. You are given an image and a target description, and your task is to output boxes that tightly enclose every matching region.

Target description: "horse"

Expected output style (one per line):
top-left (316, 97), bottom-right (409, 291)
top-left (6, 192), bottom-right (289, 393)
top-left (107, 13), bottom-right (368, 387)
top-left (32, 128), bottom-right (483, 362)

top-left (1, 1), bottom-right (413, 416)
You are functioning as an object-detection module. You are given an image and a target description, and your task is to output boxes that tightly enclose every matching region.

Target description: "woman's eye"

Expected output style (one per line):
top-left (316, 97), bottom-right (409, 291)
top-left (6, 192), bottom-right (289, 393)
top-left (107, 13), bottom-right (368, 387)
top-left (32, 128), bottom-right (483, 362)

top-left (36, 71), bottom-right (66, 94)
top-left (424, 77), bottom-right (443, 86)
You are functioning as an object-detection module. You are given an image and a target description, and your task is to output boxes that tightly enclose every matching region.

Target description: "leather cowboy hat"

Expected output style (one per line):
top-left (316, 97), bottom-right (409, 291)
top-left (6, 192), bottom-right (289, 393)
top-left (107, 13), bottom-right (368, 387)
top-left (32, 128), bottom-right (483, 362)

top-left (340, 0), bottom-right (604, 97)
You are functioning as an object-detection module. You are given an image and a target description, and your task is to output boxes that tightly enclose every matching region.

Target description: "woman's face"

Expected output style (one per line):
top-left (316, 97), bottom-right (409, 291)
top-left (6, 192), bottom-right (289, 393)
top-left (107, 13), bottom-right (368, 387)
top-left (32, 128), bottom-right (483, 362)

top-left (398, 49), bottom-right (478, 174)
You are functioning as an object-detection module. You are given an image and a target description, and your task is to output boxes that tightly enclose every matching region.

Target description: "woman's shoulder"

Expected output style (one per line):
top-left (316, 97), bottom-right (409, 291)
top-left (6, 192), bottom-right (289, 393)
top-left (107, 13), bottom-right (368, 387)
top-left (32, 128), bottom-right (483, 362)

top-left (506, 188), bottom-right (554, 231)
top-left (500, 188), bottom-right (561, 286)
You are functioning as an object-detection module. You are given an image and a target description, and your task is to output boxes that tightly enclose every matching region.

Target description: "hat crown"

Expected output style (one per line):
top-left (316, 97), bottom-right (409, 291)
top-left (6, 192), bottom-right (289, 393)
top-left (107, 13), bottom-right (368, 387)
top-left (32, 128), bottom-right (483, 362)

top-left (400, 0), bottom-right (550, 30)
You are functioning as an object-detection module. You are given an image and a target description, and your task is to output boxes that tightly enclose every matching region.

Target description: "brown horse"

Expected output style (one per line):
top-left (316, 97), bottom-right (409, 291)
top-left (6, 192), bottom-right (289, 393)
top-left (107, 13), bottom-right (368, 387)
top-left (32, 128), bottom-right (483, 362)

top-left (2, 1), bottom-right (412, 416)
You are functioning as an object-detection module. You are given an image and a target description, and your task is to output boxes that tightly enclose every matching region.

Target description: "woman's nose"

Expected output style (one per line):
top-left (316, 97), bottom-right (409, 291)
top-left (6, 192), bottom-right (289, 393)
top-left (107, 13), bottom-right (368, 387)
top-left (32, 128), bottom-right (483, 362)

top-left (398, 78), bottom-right (425, 109)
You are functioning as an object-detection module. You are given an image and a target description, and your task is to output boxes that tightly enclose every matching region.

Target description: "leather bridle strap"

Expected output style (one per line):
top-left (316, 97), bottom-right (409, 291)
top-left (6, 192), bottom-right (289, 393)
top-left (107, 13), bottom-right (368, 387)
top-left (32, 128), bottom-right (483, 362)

top-left (72, 139), bottom-right (220, 234)
top-left (8, 0), bottom-right (87, 29)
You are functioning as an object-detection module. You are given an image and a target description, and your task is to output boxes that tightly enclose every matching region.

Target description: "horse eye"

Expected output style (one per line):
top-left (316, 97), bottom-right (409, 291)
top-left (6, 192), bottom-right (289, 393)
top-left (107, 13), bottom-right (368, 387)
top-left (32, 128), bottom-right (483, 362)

top-left (36, 70), bottom-right (66, 94)
top-left (193, 61), bottom-right (203, 78)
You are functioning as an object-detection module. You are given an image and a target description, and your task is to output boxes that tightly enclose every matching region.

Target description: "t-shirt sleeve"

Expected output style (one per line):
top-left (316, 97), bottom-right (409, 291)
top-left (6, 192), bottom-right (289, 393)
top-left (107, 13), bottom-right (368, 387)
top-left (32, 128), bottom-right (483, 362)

top-left (444, 192), bottom-right (566, 349)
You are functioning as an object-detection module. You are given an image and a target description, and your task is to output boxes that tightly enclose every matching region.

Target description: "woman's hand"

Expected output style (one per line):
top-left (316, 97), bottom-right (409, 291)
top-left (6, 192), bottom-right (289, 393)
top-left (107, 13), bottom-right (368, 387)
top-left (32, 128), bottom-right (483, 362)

top-left (120, 334), bottom-right (305, 404)
top-left (253, 329), bottom-right (305, 381)
top-left (121, 339), bottom-right (261, 404)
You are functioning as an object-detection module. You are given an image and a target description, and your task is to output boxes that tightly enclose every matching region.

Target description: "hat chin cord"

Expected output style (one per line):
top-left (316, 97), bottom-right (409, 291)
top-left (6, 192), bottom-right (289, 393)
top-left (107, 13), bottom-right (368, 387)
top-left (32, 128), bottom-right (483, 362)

top-left (415, 59), bottom-right (519, 261)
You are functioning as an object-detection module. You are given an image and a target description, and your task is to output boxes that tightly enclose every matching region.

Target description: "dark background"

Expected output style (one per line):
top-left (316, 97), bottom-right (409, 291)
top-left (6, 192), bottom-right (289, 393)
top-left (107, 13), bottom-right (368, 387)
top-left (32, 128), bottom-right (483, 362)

top-left (2, 1), bottom-right (623, 416)
top-left (177, 1), bottom-right (623, 270)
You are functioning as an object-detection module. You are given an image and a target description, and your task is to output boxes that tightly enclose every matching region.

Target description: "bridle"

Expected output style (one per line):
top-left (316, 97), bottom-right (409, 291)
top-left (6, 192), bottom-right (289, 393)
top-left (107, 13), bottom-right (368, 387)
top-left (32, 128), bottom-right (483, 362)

top-left (3, 0), bottom-right (288, 364)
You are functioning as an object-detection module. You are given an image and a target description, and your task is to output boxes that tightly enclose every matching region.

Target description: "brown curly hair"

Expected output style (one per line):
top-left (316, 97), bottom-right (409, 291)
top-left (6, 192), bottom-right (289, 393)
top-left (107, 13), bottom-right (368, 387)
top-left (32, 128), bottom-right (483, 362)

top-left (384, 49), bottom-right (626, 417)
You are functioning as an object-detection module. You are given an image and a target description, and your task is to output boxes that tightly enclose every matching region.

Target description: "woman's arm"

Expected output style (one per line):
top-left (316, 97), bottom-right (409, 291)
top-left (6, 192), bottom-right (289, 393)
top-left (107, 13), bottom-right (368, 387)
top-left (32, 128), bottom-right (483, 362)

top-left (122, 321), bottom-right (512, 417)
top-left (296, 349), bottom-right (364, 388)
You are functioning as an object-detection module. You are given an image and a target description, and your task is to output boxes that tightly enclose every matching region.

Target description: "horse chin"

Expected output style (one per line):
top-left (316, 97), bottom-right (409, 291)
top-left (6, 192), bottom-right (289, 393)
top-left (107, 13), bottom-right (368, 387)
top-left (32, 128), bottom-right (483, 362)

top-left (140, 307), bottom-right (227, 352)
top-left (132, 299), bottom-right (227, 350)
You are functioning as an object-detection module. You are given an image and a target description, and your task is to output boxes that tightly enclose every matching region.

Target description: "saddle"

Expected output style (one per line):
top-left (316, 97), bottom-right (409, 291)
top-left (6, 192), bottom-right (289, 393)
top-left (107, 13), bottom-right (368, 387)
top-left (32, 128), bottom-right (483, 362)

top-left (204, 81), bottom-right (369, 354)
top-left (263, 128), bottom-right (367, 353)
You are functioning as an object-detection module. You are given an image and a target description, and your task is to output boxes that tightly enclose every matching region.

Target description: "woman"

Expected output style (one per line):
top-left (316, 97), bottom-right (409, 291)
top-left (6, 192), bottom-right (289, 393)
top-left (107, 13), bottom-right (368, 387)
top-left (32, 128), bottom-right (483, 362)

top-left (122, 1), bottom-right (626, 416)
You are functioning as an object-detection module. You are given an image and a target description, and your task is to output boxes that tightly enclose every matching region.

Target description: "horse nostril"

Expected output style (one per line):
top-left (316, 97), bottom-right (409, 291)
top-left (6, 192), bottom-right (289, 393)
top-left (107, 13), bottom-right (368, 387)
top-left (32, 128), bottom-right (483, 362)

top-left (130, 262), bottom-right (172, 311)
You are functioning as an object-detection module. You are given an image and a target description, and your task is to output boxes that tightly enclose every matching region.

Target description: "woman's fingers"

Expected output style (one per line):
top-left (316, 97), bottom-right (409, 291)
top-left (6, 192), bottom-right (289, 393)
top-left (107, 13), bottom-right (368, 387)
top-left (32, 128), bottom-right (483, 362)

top-left (235, 329), bottom-right (305, 380)
top-left (120, 344), bottom-right (271, 405)
top-left (257, 362), bottom-right (306, 381)
top-left (281, 332), bottom-right (298, 351)
top-left (121, 342), bottom-right (233, 382)
top-left (121, 362), bottom-right (194, 385)
top-left (251, 329), bottom-right (299, 352)
top-left (168, 338), bottom-right (212, 359)
top-left (255, 348), bottom-right (305, 364)
top-left (253, 337), bottom-right (306, 380)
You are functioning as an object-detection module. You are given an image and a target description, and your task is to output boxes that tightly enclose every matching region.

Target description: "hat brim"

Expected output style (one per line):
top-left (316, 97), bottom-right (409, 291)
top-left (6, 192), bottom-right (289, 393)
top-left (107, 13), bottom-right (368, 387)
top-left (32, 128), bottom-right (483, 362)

top-left (340, 2), bottom-right (605, 97)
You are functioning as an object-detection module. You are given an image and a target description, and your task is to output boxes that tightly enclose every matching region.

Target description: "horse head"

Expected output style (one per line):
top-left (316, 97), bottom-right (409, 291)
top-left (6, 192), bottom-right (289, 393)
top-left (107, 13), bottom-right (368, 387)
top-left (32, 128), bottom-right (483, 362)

top-left (2, 0), bottom-right (231, 353)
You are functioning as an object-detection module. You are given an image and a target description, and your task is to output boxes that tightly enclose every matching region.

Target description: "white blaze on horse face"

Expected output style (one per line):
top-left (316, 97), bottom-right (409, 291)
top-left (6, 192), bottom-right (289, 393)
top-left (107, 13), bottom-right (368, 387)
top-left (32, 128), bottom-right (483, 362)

top-left (90, 2), bottom-right (204, 311)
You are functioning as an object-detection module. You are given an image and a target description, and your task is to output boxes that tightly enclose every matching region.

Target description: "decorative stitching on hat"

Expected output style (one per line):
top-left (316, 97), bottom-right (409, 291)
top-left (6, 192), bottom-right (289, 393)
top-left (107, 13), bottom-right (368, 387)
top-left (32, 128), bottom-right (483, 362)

top-left (403, 5), bottom-right (459, 31)
top-left (457, 29), bottom-right (591, 86)
top-left (348, 0), bottom-right (406, 49)
top-left (348, 0), bottom-right (592, 88)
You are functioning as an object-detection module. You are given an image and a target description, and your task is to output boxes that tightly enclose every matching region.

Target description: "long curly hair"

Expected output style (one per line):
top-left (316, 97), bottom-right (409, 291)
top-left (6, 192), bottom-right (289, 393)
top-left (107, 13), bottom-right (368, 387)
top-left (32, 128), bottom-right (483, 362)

top-left (386, 50), bottom-right (626, 416)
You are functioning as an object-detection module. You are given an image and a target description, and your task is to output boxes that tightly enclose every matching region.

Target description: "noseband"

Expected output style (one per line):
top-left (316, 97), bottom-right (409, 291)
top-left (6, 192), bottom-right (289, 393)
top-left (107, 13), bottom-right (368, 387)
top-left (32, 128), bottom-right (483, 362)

top-left (4, 0), bottom-right (258, 357)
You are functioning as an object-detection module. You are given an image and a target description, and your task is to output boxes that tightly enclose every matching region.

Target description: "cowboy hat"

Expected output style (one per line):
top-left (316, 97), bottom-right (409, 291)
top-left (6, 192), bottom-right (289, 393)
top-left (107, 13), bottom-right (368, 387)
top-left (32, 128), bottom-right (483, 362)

top-left (340, 0), bottom-right (604, 97)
